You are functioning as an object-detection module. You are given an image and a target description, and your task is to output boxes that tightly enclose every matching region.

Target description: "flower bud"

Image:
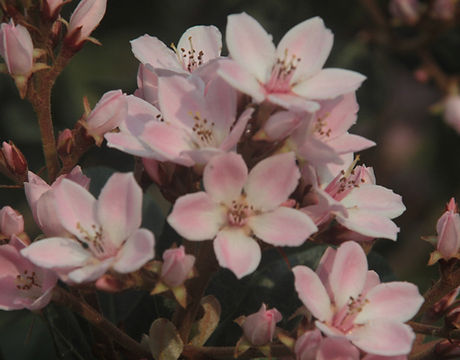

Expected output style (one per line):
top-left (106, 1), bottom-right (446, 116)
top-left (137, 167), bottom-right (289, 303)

top-left (1, 141), bottom-right (27, 179)
top-left (0, 20), bottom-right (33, 76)
top-left (161, 246), bottom-right (195, 288)
top-left (241, 304), bottom-right (282, 346)
top-left (0, 206), bottom-right (24, 238)
top-left (84, 90), bottom-right (128, 144)
top-left (444, 95), bottom-right (460, 134)
top-left (43, 0), bottom-right (65, 20)
top-left (57, 128), bottom-right (74, 156)
top-left (436, 198), bottom-right (460, 259)
top-left (66, 0), bottom-right (107, 48)
top-left (295, 330), bottom-right (322, 360)
top-left (389, 0), bottom-right (420, 25)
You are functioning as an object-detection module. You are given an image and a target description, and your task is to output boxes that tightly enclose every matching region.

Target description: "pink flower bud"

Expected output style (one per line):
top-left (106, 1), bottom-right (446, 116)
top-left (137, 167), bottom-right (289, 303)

top-left (0, 206), bottom-right (24, 237)
top-left (43, 0), bottom-right (65, 20)
top-left (444, 95), bottom-right (460, 134)
top-left (241, 304), bottom-right (282, 346)
top-left (161, 246), bottom-right (195, 288)
top-left (85, 90), bottom-right (128, 141)
top-left (437, 198), bottom-right (460, 259)
top-left (389, 0), bottom-right (420, 25)
top-left (57, 128), bottom-right (74, 156)
top-left (1, 141), bottom-right (27, 178)
top-left (66, 0), bottom-right (107, 47)
top-left (0, 20), bottom-right (34, 76)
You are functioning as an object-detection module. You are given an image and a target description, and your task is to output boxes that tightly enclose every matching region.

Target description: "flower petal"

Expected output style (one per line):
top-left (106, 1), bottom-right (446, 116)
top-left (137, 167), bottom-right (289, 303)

top-left (203, 152), bottom-right (247, 205)
top-left (329, 133), bottom-right (376, 154)
top-left (245, 152), bottom-right (300, 211)
top-left (354, 282), bottom-right (424, 324)
top-left (21, 237), bottom-right (90, 269)
top-left (249, 207), bottom-right (317, 246)
top-left (220, 107), bottom-right (254, 151)
top-left (267, 93), bottom-right (320, 112)
top-left (213, 228), bottom-right (261, 279)
top-left (330, 241), bottom-right (368, 309)
top-left (277, 17), bottom-right (333, 83)
top-left (97, 173), bottom-right (142, 248)
top-left (177, 25), bottom-right (222, 67)
top-left (226, 12), bottom-right (275, 83)
top-left (168, 192), bottom-right (225, 241)
top-left (349, 320), bottom-right (415, 356)
top-left (316, 337), bottom-right (360, 360)
top-left (293, 68), bottom-right (366, 100)
top-left (67, 259), bottom-right (113, 283)
top-left (293, 265), bottom-right (333, 322)
top-left (113, 228), bottom-right (155, 273)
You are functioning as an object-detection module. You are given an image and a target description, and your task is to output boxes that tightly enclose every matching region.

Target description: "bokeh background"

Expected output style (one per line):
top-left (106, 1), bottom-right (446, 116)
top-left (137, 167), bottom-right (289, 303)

top-left (1, 0), bottom-right (460, 358)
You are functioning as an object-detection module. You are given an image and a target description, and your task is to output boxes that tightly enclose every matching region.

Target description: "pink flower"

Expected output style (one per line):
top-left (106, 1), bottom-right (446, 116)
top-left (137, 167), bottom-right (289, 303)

top-left (24, 166), bottom-right (90, 237)
top-left (0, 20), bottom-right (33, 77)
top-left (160, 246), bottom-right (195, 288)
top-left (436, 198), bottom-right (460, 259)
top-left (444, 95), bottom-right (460, 134)
top-left (66, 0), bottom-right (107, 47)
top-left (264, 93), bottom-right (375, 167)
top-left (241, 304), bottom-right (282, 346)
top-left (131, 25), bottom-right (221, 75)
top-left (0, 206), bottom-right (23, 238)
top-left (0, 236), bottom-right (57, 311)
top-left (21, 172), bottom-right (155, 284)
top-left (167, 152), bottom-right (317, 278)
top-left (302, 162), bottom-right (405, 241)
top-left (84, 90), bottom-right (128, 144)
top-left (1, 141), bottom-right (27, 179)
top-left (106, 76), bottom-right (253, 167)
top-left (218, 13), bottom-right (366, 112)
top-left (293, 241), bottom-right (424, 356)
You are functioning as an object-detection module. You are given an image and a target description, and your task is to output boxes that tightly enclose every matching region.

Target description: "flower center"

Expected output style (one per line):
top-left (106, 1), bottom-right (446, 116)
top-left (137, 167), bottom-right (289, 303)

top-left (76, 222), bottom-right (116, 259)
top-left (265, 49), bottom-right (301, 93)
top-left (314, 114), bottom-right (332, 138)
top-left (332, 295), bottom-right (369, 334)
top-left (172, 36), bottom-right (205, 72)
top-left (189, 111), bottom-right (216, 147)
top-left (227, 198), bottom-right (254, 227)
top-left (16, 269), bottom-right (41, 291)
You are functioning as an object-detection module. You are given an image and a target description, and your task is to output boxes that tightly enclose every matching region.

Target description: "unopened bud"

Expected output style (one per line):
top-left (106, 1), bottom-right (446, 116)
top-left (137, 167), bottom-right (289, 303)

top-left (436, 198), bottom-right (460, 259)
top-left (0, 206), bottom-right (24, 238)
top-left (241, 304), bottom-right (282, 346)
top-left (161, 246), bottom-right (195, 288)
top-left (57, 128), bottom-right (74, 156)
top-left (1, 141), bottom-right (27, 179)
top-left (43, 0), bottom-right (65, 21)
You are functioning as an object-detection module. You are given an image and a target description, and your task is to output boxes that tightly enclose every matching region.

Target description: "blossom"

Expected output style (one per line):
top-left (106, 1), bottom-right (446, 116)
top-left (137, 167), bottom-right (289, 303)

top-left (302, 162), bottom-right (405, 241)
top-left (293, 241), bottom-right (424, 356)
top-left (0, 236), bottom-right (57, 310)
top-left (24, 166), bottom-right (90, 237)
top-left (0, 20), bottom-right (34, 77)
top-left (167, 152), bottom-right (317, 278)
top-left (106, 76), bottom-right (253, 167)
top-left (218, 13), bottom-right (366, 112)
top-left (434, 198), bottom-right (460, 260)
top-left (21, 172), bottom-right (155, 284)
top-left (160, 246), bottom-right (195, 288)
top-left (241, 304), bottom-right (282, 346)
top-left (66, 0), bottom-right (107, 47)
top-left (0, 206), bottom-right (23, 239)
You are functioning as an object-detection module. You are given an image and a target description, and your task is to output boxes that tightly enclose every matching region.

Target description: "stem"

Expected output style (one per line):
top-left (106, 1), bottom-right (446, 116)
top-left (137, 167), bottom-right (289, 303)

top-left (409, 340), bottom-right (443, 360)
top-left (409, 321), bottom-right (460, 340)
top-left (182, 344), bottom-right (291, 360)
top-left (52, 287), bottom-right (150, 358)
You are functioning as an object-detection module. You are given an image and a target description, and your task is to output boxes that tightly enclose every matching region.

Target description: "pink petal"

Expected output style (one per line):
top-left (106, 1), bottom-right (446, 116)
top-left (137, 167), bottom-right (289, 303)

top-left (177, 25), bottom-right (222, 67)
top-left (293, 265), bottom-right (333, 322)
top-left (267, 93), bottom-right (320, 112)
top-left (218, 59), bottom-right (265, 102)
top-left (203, 152), bottom-right (247, 205)
top-left (226, 12), bottom-right (275, 83)
top-left (130, 34), bottom-right (184, 72)
top-left (213, 228), bottom-right (261, 279)
top-left (329, 241), bottom-right (368, 309)
top-left (24, 171), bottom-right (50, 221)
top-left (96, 173), bottom-right (142, 248)
top-left (248, 207), bottom-right (317, 246)
top-left (296, 136), bottom-right (343, 166)
top-left (437, 211), bottom-right (460, 258)
top-left (67, 259), bottom-right (113, 283)
top-left (316, 247), bottom-right (336, 298)
top-left (245, 152), bottom-right (300, 211)
top-left (167, 192), bottom-right (225, 241)
top-left (36, 190), bottom-right (68, 236)
top-left (354, 282), bottom-right (424, 324)
top-left (349, 320), bottom-right (415, 356)
top-left (0, 277), bottom-right (24, 310)
top-left (293, 68), bottom-right (366, 100)
top-left (336, 210), bottom-right (400, 241)
top-left (21, 237), bottom-right (90, 269)
top-left (362, 270), bottom-right (380, 296)
top-left (342, 185), bottom-right (405, 218)
top-left (53, 179), bottom-right (97, 239)
top-left (181, 148), bottom-right (224, 165)
top-left (315, 320), bottom-right (347, 337)
top-left (220, 107), bottom-right (254, 151)
top-left (105, 132), bottom-right (152, 157)
top-left (264, 111), bottom-right (301, 140)
top-left (315, 93), bottom-right (358, 137)
top-left (316, 337), bottom-right (360, 360)
top-left (329, 133), bottom-right (376, 154)
top-left (113, 228), bottom-right (155, 273)
top-left (277, 17), bottom-right (333, 83)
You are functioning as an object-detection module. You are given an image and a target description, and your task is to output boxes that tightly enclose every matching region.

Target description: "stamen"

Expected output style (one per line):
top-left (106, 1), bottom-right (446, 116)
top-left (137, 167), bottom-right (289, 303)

top-left (16, 269), bottom-right (41, 291)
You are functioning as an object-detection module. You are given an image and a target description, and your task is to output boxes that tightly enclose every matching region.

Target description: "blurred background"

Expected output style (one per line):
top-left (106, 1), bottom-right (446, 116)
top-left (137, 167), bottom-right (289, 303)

top-left (1, 0), bottom-right (460, 358)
